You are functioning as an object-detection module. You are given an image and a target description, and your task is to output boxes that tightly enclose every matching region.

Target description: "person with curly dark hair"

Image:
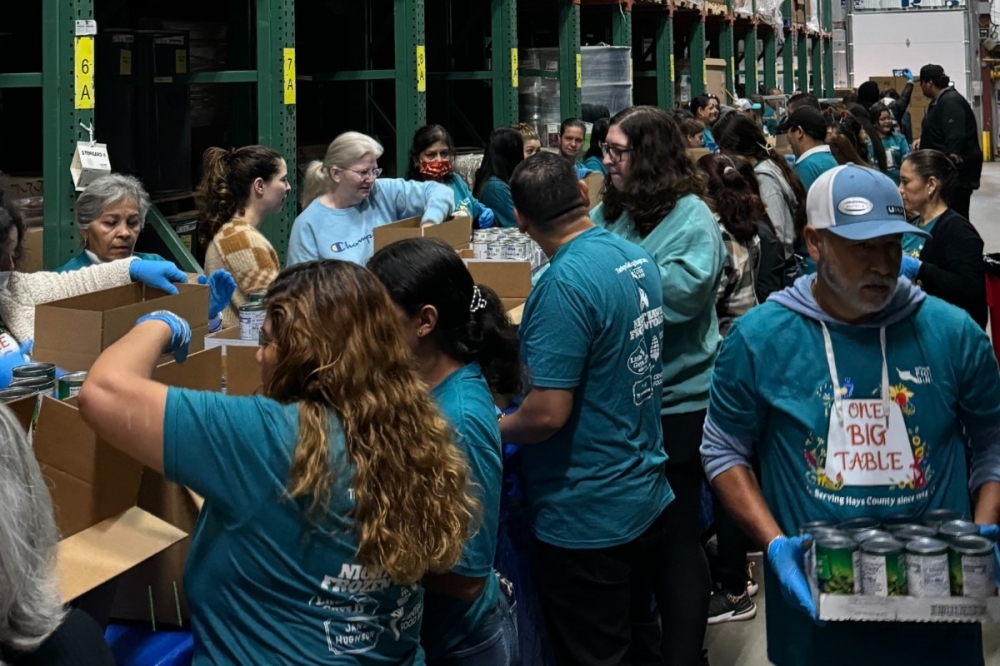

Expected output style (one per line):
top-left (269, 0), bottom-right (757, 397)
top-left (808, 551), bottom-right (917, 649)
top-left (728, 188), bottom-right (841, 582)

top-left (594, 105), bottom-right (725, 665)
top-left (196, 145), bottom-right (289, 328)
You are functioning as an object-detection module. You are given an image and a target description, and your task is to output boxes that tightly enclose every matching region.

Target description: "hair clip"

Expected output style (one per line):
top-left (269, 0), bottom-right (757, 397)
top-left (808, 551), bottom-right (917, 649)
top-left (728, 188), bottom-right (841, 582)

top-left (470, 285), bottom-right (487, 314)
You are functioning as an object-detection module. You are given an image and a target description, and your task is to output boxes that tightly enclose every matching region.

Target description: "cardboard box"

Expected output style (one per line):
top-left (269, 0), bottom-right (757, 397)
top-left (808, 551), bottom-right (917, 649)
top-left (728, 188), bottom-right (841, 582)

top-left (466, 260), bottom-right (533, 325)
top-left (817, 593), bottom-right (1000, 623)
top-left (688, 147), bottom-right (712, 162)
top-left (204, 327), bottom-right (263, 396)
top-left (584, 172), bottom-right (604, 211)
top-left (34, 283), bottom-right (209, 371)
top-left (20, 228), bottom-right (44, 273)
top-left (373, 215), bottom-right (472, 253)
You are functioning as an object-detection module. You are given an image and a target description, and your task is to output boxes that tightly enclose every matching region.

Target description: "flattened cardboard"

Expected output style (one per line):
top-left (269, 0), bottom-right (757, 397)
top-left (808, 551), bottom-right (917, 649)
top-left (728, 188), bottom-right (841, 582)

top-left (34, 283), bottom-right (209, 371)
top-left (373, 215), bottom-right (472, 252)
top-left (466, 260), bottom-right (533, 313)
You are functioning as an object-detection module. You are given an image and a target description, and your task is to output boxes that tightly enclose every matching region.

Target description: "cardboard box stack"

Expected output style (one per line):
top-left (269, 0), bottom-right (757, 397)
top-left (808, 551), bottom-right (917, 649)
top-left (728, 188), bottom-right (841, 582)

top-left (869, 75), bottom-right (930, 140)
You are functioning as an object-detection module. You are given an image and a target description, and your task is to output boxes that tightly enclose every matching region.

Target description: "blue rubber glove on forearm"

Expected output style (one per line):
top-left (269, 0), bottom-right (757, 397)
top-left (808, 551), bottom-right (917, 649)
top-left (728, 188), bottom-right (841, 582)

top-left (198, 269), bottom-right (237, 332)
top-left (130, 260), bottom-right (188, 295)
top-left (978, 525), bottom-right (1000, 586)
top-left (136, 311), bottom-right (192, 364)
top-left (477, 208), bottom-right (496, 229)
top-left (768, 535), bottom-right (822, 623)
top-left (902, 68), bottom-right (914, 83)
top-left (900, 256), bottom-right (921, 280)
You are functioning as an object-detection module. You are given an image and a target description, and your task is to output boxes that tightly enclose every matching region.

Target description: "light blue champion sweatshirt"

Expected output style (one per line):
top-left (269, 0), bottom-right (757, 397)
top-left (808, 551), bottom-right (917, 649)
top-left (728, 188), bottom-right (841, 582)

top-left (286, 178), bottom-right (454, 266)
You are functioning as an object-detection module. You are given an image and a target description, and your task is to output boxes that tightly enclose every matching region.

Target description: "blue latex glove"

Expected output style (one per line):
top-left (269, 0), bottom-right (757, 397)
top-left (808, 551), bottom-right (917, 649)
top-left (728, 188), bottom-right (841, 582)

top-left (198, 270), bottom-right (237, 320)
top-left (978, 525), bottom-right (1000, 586)
top-left (900, 255), bottom-right (921, 280)
top-left (768, 535), bottom-right (822, 623)
top-left (129, 260), bottom-right (188, 295)
top-left (902, 68), bottom-right (914, 83)
top-left (135, 311), bottom-right (192, 364)
top-left (477, 208), bottom-right (496, 229)
top-left (0, 349), bottom-right (29, 389)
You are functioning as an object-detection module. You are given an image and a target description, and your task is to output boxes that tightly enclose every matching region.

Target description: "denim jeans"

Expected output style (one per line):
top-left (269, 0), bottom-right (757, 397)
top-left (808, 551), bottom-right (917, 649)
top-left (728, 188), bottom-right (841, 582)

top-left (428, 593), bottom-right (520, 666)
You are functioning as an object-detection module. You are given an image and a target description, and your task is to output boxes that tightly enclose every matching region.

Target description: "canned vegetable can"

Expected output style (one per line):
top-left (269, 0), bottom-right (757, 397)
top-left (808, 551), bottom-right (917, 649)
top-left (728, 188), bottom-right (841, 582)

top-left (815, 535), bottom-right (859, 595)
top-left (800, 520), bottom-right (835, 536)
top-left (892, 524), bottom-right (938, 542)
top-left (57, 371), bottom-right (88, 400)
top-left (238, 302), bottom-right (266, 342)
top-left (937, 519), bottom-right (980, 541)
top-left (9, 376), bottom-right (55, 396)
top-left (12, 362), bottom-right (56, 380)
top-left (949, 535), bottom-right (996, 598)
top-left (881, 514), bottom-right (919, 531)
top-left (838, 517), bottom-right (881, 534)
top-left (922, 509), bottom-right (961, 528)
top-left (248, 291), bottom-right (267, 303)
top-left (861, 536), bottom-right (907, 597)
top-left (0, 387), bottom-right (37, 403)
top-left (905, 537), bottom-right (951, 597)
top-left (852, 529), bottom-right (891, 545)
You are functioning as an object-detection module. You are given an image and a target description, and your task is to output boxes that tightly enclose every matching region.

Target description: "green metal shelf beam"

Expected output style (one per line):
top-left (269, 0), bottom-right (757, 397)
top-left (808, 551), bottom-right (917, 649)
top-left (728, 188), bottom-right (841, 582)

top-left (491, 0), bottom-right (518, 127)
top-left (519, 69), bottom-right (560, 79)
top-left (394, 0), bottom-right (426, 175)
top-left (822, 0), bottom-right (833, 95)
top-left (797, 31), bottom-right (807, 92)
top-left (635, 70), bottom-right (657, 79)
top-left (720, 15), bottom-right (735, 97)
top-left (655, 12), bottom-right (675, 109)
top-left (782, 0), bottom-right (794, 92)
top-left (743, 25), bottom-right (758, 96)
top-left (186, 71), bottom-right (258, 84)
top-left (0, 73), bottom-right (42, 88)
top-left (612, 2), bottom-right (633, 46)
top-left (146, 208), bottom-right (200, 274)
top-left (559, 0), bottom-right (582, 120)
top-left (810, 35), bottom-right (821, 96)
top-left (305, 70), bottom-right (396, 81)
top-left (762, 26), bottom-right (777, 92)
top-left (690, 18), bottom-right (706, 97)
top-left (428, 71), bottom-right (493, 80)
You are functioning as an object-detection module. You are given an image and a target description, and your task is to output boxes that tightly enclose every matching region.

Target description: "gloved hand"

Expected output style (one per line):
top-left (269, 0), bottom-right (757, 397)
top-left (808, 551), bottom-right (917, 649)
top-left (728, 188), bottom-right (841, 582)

top-left (199, 270), bottom-right (237, 329)
top-left (0, 345), bottom-right (30, 389)
top-left (767, 535), bottom-right (822, 624)
top-left (900, 255), bottom-right (921, 280)
top-left (902, 68), bottom-right (914, 83)
top-left (135, 311), bottom-right (192, 364)
top-left (129, 260), bottom-right (188, 295)
top-left (978, 524), bottom-right (1000, 586)
top-left (477, 208), bottom-right (496, 229)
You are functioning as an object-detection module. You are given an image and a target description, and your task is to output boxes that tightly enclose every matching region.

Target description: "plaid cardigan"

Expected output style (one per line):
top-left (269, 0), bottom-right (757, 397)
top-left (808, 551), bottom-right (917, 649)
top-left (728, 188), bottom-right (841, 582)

top-left (204, 221), bottom-right (280, 329)
top-left (716, 224), bottom-right (761, 338)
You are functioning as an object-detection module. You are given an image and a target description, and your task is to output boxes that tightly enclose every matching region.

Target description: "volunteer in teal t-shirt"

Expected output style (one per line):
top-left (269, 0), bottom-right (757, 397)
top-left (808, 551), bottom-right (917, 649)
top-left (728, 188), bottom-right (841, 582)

top-left (473, 128), bottom-right (525, 229)
top-left (778, 108), bottom-right (839, 192)
top-left (702, 165), bottom-right (1000, 666)
top-left (288, 131), bottom-right (454, 267)
top-left (500, 152), bottom-right (673, 664)
top-left (406, 125), bottom-right (496, 229)
top-left (581, 117), bottom-right (610, 176)
top-left (76, 260), bottom-right (480, 666)
top-left (368, 237), bottom-right (521, 665)
top-left (871, 102), bottom-right (910, 184)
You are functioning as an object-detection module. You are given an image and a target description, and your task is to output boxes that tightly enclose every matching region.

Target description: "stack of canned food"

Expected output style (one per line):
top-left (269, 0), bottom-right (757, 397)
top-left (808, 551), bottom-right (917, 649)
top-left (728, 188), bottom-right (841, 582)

top-left (807, 509), bottom-right (996, 599)
top-left (471, 229), bottom-right (548, 272)
top-left (0, 363), bottom-right (88, 404)
top-left (238, 291), bottom-right (268, 342)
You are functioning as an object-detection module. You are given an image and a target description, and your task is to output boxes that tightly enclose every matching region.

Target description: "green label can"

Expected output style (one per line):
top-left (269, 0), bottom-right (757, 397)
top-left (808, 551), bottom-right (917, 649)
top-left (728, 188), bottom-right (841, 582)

top-left (800, 520), bottom-right (835, 535)
top-left (815, 535), bottom-right (859, 595)
top-left (905, 537), bottom-right (950, 597)
top-left (248, 291), bottom-right (267, 303)
top-left (838, 517), bottom-right (881, 534)
top-left (852, 529), bottom-right (891, 546)
top-left (12, 362), bottom-right (56, 381)
top-left (57, 371), bottom-right (88, 400)
top-left (9, 376), bottom-right (55, 397)
top-left (922, 509), bottom-right (961, 529)
top-left (861, 536), bottom-right (907, 597)
top-left (892, 525), bottom-right (938, 542)
top-left (949, 535), bottom-right (996, 598)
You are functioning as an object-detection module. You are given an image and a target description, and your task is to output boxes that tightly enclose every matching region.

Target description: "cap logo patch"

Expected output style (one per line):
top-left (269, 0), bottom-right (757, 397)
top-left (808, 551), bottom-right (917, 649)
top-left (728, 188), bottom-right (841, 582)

top-left (886, 205), bottom-right (905, 216)
top-left (838, 197), bottom-right (874, 216)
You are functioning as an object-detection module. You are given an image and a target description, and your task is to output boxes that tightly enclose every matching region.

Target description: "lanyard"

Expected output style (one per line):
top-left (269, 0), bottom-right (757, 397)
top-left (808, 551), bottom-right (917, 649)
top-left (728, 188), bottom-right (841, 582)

top-left (821, 322), bottom-right (890, 427)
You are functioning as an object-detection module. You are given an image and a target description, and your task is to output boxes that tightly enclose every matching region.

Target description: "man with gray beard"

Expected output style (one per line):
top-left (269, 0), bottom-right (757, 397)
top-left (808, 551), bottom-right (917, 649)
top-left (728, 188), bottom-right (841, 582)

top-left (700, 164), bottom-right (1000, 666)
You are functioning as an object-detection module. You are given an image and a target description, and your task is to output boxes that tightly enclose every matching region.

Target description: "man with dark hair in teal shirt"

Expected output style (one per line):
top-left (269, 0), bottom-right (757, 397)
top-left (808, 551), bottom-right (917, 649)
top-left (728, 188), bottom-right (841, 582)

top-left (500, 152), bottom-right (674, 665)
top-left (778, 108), bottom-right (839, 192)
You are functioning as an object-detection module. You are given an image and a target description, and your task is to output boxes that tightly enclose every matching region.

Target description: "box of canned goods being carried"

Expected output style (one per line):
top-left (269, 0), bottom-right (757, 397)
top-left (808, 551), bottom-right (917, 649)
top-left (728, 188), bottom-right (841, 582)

top-left (802, 513), bottom-right (1000, 622)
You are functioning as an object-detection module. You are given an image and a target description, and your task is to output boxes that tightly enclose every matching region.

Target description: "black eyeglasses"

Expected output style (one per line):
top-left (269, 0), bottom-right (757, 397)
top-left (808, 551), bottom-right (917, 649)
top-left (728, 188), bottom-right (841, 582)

top-left (600, 142), bottom-right (632, 163)
top-left (258, 329), bottom-right (272, 347)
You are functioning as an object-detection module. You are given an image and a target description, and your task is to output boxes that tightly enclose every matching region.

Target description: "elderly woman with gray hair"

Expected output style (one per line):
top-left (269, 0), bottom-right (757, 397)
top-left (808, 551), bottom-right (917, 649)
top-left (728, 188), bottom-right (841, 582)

top-left (0, 403), bottom-right (116, 665)
top-left (56, 174), bottom-right (168, 272)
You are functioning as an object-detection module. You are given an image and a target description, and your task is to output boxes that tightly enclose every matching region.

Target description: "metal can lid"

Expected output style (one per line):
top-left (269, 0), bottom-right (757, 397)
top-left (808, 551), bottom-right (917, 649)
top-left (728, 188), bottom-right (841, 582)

top-left (861, 536), bottom-right (905, 554)
top-left (950, 535), bottom-right (994, 555)
top-left (811, 527), bottom-right (851, 540)
top-left (838, 517), bottom-right (881, 533)
top-left (59, 371), bottom-right (89, 384)
top-left (800, 520), bottom-right (835, 532)
top-left (239, 301), bottom-right (265, 312)
top-left (880, 514), bottom-right (920, 528)
top-left (247, 291), bottom-right (267, 303)
top-left (10, 376), bottom-right (54, 389)
top-left (12, 362), bottom-right (56, 378)
top-left (815, 534), bottom-right (857, 550)
top-left (0, 387), bottom-right (37, 402)
top-left (853, 529), bottom-right (891, 545)
top-left (937, 519), bottom-right (979, 538)
top-left (922, 509), bottom-right (961, 526)
top-left (892, 524), bottom-right (937, 540)
top-left (904, 536), bottom-right (949, 555)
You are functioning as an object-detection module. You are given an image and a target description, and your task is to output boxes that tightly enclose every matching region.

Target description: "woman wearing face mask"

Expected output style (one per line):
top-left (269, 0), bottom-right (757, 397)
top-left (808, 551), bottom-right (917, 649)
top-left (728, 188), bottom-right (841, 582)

top-left (869, 103), bottom-right (910, 184)
top-left (898, 150), bottom-right (986, 328)
top-left (289, 132), bottom-right (455, 267)
top-left (57, 174), bottom-right (167, 272)
top-left (473, 128), bottom-right (524, 229)
top-left (369, 238), bottom-right (521, 666)
top-left (196, 145), bottom-right (290, 328)
top-left (0, 183), bottom-right (188, 387)
top-left (407, 125), bottom-right (495, 229)
top-left (513, 123), bottom-right (542, 160)
top-left (690, 95), bottom-right (721, 152)
top-left (594, 105), bottom-right (726, 665)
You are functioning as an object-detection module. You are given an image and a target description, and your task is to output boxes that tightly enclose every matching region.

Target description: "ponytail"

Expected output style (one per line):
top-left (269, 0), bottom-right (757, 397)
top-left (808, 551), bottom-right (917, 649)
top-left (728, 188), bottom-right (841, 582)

top-left (301, 161), bottom-right (330, 208)
top-left (195, 144), bottom-right (284, 246)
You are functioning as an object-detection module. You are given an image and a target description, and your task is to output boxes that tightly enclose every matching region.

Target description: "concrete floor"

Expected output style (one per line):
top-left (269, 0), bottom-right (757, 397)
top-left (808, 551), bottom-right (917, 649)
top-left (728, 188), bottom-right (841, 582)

top-left (702, 162), bottom-right (1000, 665)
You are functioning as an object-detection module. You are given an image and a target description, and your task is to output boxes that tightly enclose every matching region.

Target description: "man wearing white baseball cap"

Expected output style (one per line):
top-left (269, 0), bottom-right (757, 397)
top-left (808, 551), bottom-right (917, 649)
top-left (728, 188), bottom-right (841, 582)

top-left (701, 164), bottom-right (1000, 666)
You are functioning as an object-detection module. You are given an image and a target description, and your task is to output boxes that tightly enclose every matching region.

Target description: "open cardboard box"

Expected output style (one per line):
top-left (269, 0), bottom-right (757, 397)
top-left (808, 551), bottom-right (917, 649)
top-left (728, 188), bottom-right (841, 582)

top-left (110, 346), bottom-right (261, 625)
top-left (34, 283), bottom-right (209, 372)
top-left (5, 395), bottom-right (187, 610)
top-left (373, 214), bottom-right (472, 253)
top-left (466, 260), bottom-right (533, 326)
top-left (817, 593), bottom-right (1000, 623)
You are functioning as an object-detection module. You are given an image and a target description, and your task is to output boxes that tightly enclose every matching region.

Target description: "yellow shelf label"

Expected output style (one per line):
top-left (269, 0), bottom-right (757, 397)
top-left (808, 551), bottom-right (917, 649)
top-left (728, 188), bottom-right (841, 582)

top-left (175, 49), bottom-right (187, 75)
top-left (416, 45), bottom-right (427, 93)
top-left (283, 48), bottom-right (296, 105)
top-left (703, 61), bottom-right (708, 88)
top-left (74, 36), bottom-right (95, 110)
top-left (120, 49), bottom-right (132, 76)
top-left (511, 48), bottom-right (519, 88)
top-left (670, 54), bottom-right (675, 82)
top-left (576, 53), bottom-right (582, 89)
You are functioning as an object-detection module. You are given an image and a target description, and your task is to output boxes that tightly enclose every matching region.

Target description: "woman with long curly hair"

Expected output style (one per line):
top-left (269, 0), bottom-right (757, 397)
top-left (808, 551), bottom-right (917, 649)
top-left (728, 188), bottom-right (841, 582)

top-left (77, 259), bottom-right (477, 665)
top-left (593, 105), bottom-right (725, 665)
top-left (196, 145), bottom-right (289, 327)
top-left (369, 238), bottom-right (520, 666)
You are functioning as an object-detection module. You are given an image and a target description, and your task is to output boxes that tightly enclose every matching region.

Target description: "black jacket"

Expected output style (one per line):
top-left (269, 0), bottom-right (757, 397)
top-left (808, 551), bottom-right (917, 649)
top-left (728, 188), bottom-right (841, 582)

top-left (920, 88), bottom-right (983, 189)
top-left (916, 208), bottom-right (987, 328)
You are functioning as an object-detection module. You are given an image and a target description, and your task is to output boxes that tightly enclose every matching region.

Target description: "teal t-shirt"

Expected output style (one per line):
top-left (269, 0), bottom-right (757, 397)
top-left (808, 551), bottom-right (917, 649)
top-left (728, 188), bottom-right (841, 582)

top-left (518, 226), bottom-right (673, 549)
top-left (164, 389), bottom-right (425, 665)
top-left (902, 215), bottom-right (938, 258)
top-left (56, 251), bottom-right (167, 273)
top-left (793, 146), bottom-right (839, 192)
top-left (442, 175), bottom-right (488, 225)
top-left (594, 195), bottom-right (726, 415)
top-left (583, 155), bottom-right (606, 175)
top-left (422, 363), bottom-right (502, 660)
top-left (478, 177), bottom-right (516, 228)
top-left (708, 296), bottom-right (997, 666)
top-left (881, 131), bottom-right (911, 184)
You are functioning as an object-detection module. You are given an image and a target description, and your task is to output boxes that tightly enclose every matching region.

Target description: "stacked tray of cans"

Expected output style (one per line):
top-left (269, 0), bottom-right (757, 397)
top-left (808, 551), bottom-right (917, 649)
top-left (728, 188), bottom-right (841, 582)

top-left (471, 229), bottom-right (548, 272)
top-left (804, 510), bottom-right (1000, 622)
top-left (0, 363), bottom-right (87, 404)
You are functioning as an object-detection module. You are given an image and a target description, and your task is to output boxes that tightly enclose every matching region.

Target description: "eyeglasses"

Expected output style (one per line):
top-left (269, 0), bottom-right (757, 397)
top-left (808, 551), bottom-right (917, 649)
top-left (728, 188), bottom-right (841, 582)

top-left (339, 167), bottom-right (383, 181)
top-left (599, 142), bottom-right (632, 164)
top-left (258, 328), bottom-right (272, 347)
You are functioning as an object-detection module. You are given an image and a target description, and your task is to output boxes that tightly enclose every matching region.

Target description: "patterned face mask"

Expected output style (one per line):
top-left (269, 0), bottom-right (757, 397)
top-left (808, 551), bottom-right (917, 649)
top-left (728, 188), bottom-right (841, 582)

top-left (419, 159), bottom-right (452, 179)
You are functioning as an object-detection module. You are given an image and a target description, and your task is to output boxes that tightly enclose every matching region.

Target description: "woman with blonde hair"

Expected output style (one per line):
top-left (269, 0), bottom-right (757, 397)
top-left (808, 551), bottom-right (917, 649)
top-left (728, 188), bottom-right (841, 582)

top-left (512, 123), bottom-right (542, 159)
top-left (78, 259), bottom-right (477, 665)
top-left (196, 145), bottom-right (289, 328)
top-left (288, 132), bottom-right (454, 266)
